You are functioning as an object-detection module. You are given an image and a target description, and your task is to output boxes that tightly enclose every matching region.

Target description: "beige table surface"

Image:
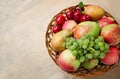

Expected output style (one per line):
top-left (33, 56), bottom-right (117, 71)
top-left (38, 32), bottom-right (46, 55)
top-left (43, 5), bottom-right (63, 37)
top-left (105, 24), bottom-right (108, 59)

top-left (0, 0), bottom-right (120, 79)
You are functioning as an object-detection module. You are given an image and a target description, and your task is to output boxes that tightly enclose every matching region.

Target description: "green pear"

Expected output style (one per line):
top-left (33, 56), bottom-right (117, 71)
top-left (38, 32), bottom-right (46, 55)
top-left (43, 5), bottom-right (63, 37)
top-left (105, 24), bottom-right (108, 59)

top-left (74, 21), bottom-right (100, 39)
top-left (82, 59), bottom-right (99, 70)
top-left (51, 30), bottom-right (72, 53)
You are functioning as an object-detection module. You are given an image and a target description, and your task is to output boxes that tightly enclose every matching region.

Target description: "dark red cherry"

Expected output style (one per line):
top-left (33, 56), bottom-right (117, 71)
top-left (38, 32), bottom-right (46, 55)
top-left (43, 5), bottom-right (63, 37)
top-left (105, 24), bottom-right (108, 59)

top-left (80, 14), bottom-right (91, 22)
top-left (73, 9), bottom-right (82, 23)
top-left (55, 14), bottom-right (66, 25)
top-left (66, 10), bottom-right (73, 20)
top-left (52, 25), bottom-right (62, 33)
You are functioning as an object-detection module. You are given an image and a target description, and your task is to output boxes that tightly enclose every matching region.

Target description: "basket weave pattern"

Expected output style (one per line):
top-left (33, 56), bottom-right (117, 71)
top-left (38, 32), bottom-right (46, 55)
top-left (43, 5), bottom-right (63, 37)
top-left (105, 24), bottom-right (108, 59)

top-left (46, 5), bottom-right (119, 78)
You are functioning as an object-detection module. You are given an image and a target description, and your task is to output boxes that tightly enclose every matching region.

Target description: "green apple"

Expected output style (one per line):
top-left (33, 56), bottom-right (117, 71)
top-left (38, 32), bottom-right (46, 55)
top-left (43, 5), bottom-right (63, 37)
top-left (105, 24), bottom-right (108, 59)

top-left (73, 21), bottom-right (100, 39)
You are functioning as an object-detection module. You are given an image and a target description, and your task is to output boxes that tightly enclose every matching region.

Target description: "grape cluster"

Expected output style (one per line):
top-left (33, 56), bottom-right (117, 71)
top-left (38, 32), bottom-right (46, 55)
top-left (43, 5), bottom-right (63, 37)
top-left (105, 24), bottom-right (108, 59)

top-left (63, 34), bottom-right (110, 63)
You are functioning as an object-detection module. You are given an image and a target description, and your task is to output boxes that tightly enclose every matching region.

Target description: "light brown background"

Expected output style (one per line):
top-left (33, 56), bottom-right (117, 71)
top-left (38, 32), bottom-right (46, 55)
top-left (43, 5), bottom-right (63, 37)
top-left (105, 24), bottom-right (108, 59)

top-left (0, 0), bottom-right (120, 79)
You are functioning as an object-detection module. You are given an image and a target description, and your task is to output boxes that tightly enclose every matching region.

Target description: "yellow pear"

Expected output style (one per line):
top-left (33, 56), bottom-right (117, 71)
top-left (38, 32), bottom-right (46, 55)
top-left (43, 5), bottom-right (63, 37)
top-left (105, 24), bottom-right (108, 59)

top-left (85, 5), bottom-right (105, 20)
top-left (51, 30), bottom-right (72, 53)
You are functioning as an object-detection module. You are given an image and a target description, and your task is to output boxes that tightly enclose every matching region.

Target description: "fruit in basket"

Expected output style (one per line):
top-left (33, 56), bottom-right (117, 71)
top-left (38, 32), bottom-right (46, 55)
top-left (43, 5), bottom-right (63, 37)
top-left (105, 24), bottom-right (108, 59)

top-left (62, 20), bottom-right (77, 31)
top-left (64, 35), bottom-right (110, 60)
top-left (46, 1), bottom-right (120, 76)
top-left (101, 46), bottom-right (119, 65)
top-left (84, 5), bottom-right (105, 20)
top-left (52, 25), bottom-right (62, 33)
top-left (58, 49), bottom-right (80, 72)
top-left (79, 14), bottom-right (91, 22)
top-left (51, 30), bottom-right (72, 52)
top-left (101, 24), bottom-right (120, 45)
top-left (73, 21), bottom-right (100, 39)
top-left (66, 10), bottom-right (73, 20)
top-left (98, 17), bottom-right (117, 28)
top-left (73, 9), bottom-right (82, 23)
top-left (56, 14), bottom-right (66, 25)
top-left (82, 59), bottom-right (99, 70)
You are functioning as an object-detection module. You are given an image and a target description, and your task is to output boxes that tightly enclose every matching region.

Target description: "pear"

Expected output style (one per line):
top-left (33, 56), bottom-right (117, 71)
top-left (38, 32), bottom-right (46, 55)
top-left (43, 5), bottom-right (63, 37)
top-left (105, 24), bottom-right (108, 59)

top-left (85, 5), bottom-right (105, 20)
top-left (82, 59), bottom-right (99, 70)
top-left (51, 30), bottom-right (72, 53)
top-left (73, 21), bottom-right (100, 39)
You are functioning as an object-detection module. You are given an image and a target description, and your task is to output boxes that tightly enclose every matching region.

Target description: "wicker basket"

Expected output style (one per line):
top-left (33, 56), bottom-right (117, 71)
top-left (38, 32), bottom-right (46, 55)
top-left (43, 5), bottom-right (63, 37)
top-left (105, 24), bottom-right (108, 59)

top-left (46, 5), bottom-right (119, 79)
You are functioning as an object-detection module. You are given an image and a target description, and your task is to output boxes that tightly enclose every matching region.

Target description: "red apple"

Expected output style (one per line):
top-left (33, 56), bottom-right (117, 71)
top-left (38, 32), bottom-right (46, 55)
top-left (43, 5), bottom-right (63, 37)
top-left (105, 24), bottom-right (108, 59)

top-left (62, 20), bottom-right (77, 31)
top-left (101, 24), bottom-right (120, 45)
top-left (101, 46), bottom-right (119, 65)
top-left (58, 49), bottom-right (80, 72)
top-left (98, 17), bottom-right (118, 28)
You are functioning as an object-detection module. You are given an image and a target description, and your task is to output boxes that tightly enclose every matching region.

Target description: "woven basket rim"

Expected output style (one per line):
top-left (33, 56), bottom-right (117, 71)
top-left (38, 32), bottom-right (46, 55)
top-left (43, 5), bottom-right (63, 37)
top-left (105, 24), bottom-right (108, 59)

top-left (45, 5), bottom-right (119, 78)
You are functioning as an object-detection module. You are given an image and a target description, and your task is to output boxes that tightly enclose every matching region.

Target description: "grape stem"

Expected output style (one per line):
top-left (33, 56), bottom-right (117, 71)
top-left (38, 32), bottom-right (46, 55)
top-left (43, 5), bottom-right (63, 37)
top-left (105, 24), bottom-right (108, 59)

top-left (90, 47), bottom-right (96, 53)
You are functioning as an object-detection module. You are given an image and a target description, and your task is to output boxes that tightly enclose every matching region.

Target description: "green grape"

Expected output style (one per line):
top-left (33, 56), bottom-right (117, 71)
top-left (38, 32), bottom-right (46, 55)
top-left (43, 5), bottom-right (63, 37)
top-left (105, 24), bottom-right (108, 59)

top-left (73, 41), bottom-right (79, 47)
top-left (78, 50), bottom-right (83, 56)
top-left (95, 39), bottom-right (100, 44)
top-left (70, 37), bottom-right (75, 43)
top-left (98, 36), bottom-right (104, 41)
top-left (90, 47), bottom-right (96, 53)
top-left (66, 41), bottom-right (71, 48)
top-left (72, 50), bottom-right (78, 56)
top-left (99, 53), bottom-right (106, 58)
top-left (105, 44), bottom-right (110, 49)
top-left (82, 45), bottom-right (87, 49)
top-left (84, 39), bottom-right (89, 45)
top-left (76, 54), bottom-right (80, 59)
top-left (68, 45), bottom-right (76, 50)
top-left (86, 54), bottom-right (93, 59)
top-left (87, 48), bottom-right (90, 51)
top-left (81, 36), bottom-right (86, 40)
top-left (104, 49), bottom-right (109, 53)
top-left (89, 41), bottom-right (95, 47)
top-left (83, 50), bottom-right (87, 54)
top-left (90, 37), bottom-right (95, 41)
top-left (98, 42), bottom-right (104, 47)
top-left (77, 40), bottom-right (83, 47)
top-left (100, 47), bottom-right (105, 51)
top-left (88, 54), bottom-right (93, 59)
top-left (85, 54), bottom-right (89, 58)
top-left (73, 60), bottom-right (81, 68)
top-left (94, 44), bottom-right (99, 49)
top-left (64, 34), bottom-right (110, 60)
top-left (79, 56), bottom-right (86, 63)
top-left (90, 50), bottom-right (94, 54)
top-left (94, 50), bottom-right (100, 56)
